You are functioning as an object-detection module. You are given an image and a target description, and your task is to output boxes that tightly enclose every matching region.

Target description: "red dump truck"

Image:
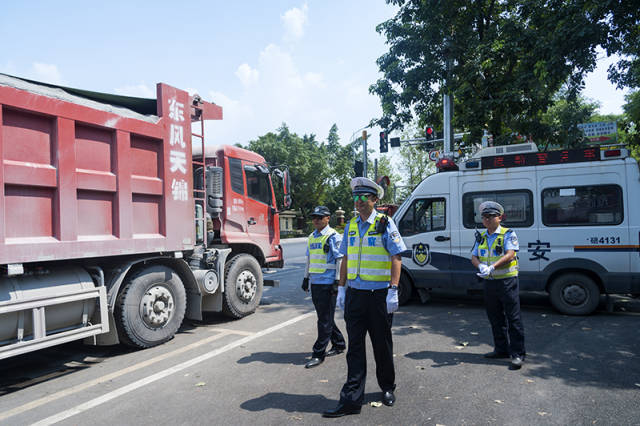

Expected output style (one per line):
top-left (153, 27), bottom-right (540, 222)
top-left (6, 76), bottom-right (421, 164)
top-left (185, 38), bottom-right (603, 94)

top-left (0, 73), bottom-right (291, 359)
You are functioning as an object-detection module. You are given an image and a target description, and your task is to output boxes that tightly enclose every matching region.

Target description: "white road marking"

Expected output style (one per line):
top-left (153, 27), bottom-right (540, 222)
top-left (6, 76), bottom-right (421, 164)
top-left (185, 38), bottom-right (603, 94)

top-left (31, 312), bottom-right (314, 426)
top-left (0, 330), bottom-right (234, 422)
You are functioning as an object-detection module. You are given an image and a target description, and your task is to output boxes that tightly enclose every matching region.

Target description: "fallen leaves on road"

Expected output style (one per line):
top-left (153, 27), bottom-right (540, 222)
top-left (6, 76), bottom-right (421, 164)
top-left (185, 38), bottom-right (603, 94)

top-left (538, 411), bottom-right (550, 417)
top-left (444, 396), bottom-right (451, 400)
top-left (470, 332), bottom-right (479, 335)
top-left (541, 314), bottom-right (547, 318)
top-left (195, 382), bottom-right (206, 387)
top-left (319, 379), bottom-right (328, 383)
top-left (416, 366), bottom-right (426, 370)
top-left (288, 415), bottom-right (303, 421)
top-left (582, 327), bottom-right (592, 331)
top-left (370, 401), bottom-right (383, 407)
top-left (551, 323), bottom-right (562, 327)
top-left (569, 368), bottom-right (578, 372)
top-left (494, 399), bottom-right (504, 404)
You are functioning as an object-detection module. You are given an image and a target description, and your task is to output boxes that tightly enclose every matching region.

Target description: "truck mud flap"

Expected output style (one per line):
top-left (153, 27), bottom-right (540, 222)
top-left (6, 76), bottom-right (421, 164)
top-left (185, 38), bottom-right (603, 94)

top-left (264, 279), bottom-right (280, 287)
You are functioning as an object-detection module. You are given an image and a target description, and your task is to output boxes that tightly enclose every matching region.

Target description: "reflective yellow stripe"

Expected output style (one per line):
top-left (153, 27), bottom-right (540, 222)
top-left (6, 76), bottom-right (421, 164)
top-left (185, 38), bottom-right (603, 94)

top-left (477, 227), bottom-right (518, 279)
top-left (346, 214), bottom-right (391, 281)
top-left (308, 229), bottom-right (337, 273)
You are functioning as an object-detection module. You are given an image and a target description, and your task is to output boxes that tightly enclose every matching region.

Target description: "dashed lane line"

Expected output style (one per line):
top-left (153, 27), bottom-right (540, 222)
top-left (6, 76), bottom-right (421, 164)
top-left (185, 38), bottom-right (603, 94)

top-left (31, 312), bottom-right (315, 426)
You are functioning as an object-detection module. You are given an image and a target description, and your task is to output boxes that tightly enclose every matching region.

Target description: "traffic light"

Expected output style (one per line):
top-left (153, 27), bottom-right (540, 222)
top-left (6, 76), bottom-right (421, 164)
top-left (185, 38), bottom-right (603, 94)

top-left (426, 126), bottom-right (435, 140)
top-left (379, 131), bottom-right (388, 153)
top-left (354, 160), bottom-right (363, 176)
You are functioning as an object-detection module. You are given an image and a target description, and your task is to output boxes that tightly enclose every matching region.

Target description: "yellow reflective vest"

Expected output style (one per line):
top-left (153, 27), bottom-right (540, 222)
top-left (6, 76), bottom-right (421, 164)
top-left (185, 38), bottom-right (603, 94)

top-left (308, 228), bottom-right (338, 274)
top-left (477, 227), bottom-right (518, 279)
top-left (346, 214), bottom-right (391, 281)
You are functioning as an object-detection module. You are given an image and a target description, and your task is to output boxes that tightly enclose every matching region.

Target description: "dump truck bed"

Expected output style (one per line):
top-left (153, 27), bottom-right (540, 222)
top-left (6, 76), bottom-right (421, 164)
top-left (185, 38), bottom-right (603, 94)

top-left (0, 74), bottom-right (221, 265)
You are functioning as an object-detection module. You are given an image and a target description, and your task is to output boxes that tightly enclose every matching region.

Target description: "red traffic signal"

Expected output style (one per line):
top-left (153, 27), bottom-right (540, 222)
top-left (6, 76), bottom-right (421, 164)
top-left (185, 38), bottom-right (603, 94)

top-left (426, 126), bottom-right (435, 140)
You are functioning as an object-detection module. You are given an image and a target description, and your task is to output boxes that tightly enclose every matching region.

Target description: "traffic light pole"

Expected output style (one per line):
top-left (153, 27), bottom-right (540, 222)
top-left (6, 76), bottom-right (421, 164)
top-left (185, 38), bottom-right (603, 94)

top-left (362, 130), bottom-right (368, 177)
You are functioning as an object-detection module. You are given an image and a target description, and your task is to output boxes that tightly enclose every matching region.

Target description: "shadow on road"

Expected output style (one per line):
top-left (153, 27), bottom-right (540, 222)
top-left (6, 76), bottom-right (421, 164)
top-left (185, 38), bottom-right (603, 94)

top-left (405, 350), bottom-right (508, 368)
top-left (240, 391), bottom-right (387, 413)
top-left (237, 351), bottom-right (309, 366)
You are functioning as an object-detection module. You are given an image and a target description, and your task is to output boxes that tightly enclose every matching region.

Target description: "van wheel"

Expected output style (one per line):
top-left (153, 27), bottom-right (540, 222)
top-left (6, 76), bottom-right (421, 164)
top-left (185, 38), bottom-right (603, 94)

top-left (115, 265), bottom-right (186, 348)
top-left (398, 274), bottom-right (413, 305)
top-left (222, 254), bottom-right (263, 319)
top-left (549, 273), bottom-right (600, 315)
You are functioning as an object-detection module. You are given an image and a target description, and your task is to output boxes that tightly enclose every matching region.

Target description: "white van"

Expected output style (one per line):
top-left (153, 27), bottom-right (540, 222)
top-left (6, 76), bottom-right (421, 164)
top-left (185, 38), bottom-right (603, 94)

top-left (394, 143), bottom-right (640, 315)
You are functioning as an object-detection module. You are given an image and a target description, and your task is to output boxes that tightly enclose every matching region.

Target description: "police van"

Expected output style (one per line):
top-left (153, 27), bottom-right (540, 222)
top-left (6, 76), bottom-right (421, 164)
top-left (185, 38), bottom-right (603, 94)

top-left (394, 143), bottom-right (640, 315)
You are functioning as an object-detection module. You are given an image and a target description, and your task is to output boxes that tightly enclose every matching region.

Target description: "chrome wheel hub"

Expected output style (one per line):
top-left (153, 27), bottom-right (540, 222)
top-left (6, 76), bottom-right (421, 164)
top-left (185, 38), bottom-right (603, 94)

top-left (140, 285), bottom-right (174, 328)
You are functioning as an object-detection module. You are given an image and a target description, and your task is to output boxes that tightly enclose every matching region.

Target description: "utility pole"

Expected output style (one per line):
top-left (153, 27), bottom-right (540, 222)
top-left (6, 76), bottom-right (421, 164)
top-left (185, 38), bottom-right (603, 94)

top-left (362, 130), bottom-right (368, 177)
top-left (443, 37), bottom-right (454, 154)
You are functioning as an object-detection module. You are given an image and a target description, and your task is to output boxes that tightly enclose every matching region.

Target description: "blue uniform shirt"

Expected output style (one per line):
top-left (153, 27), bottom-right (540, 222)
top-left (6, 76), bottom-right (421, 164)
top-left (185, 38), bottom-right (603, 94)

top-left (306, 226), bottom-right (343, 285)
top-left (472, 225), bottom-right (519, 257)
top-left (338, 210), bottom-right (407, 290)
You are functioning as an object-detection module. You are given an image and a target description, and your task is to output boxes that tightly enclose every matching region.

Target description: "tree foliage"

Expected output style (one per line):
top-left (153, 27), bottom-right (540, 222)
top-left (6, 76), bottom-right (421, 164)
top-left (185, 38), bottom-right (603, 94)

top-left (371, 0), bottom-right (610, 144)
top-left (246, 124), bottom-right (329, 218)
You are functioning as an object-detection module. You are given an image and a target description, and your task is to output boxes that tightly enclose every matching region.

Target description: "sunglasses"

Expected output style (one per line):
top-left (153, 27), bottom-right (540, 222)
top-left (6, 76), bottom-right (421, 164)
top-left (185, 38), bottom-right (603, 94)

top-left (482, 214), bottom-right (499, 219)
top-left (352, 194), bottom-right (372, 202)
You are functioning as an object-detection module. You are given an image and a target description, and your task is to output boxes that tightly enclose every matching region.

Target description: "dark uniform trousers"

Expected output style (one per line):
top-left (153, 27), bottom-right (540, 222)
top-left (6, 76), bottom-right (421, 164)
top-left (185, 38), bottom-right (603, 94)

top-left (311, 284), bottom-right (345, 359)
top-left (339, 287), bottom-right (395, 407)
top-left (483, 276), bottom-right (525, 356)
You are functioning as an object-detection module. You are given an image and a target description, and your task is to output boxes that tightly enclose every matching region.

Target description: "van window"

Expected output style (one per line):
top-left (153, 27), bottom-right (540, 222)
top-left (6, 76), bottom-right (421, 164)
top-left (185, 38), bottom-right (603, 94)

top-left (229, 157), bottom-right (244, 195)
top-left (463, 190), bottom-right (533, 228)
top-left (245, 168), bottom-right (272, 205)
top-left (398, 198), bottom-right (446, 236)
top-left (542, 184), bottom-right (623, 226)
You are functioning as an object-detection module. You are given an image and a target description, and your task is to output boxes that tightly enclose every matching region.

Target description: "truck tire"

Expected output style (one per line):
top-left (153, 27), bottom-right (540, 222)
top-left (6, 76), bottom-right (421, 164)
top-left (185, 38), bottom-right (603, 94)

top-left (398, 273), bottom-right (413, 305)
top-left (549, 273), bottom-right (600, 316)
top-left (115, 265), bottom-right (186, 348)
top-left (222, 254), bottom-right (263, 319)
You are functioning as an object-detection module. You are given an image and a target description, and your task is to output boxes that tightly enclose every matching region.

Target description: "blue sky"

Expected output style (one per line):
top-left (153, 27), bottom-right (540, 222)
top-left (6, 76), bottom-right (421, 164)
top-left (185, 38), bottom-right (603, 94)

top-left (0, 1), bottom-right (628, 150)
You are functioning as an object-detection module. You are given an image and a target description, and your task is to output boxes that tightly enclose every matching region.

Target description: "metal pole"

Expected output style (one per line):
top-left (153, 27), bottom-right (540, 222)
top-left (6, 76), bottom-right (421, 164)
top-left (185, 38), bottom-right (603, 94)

top-left (374, 158), bottom-right (378, 181)
top-left (362, 130), bottom-right (368, 177)
top-left (443, 92), bottom-right (453, 154)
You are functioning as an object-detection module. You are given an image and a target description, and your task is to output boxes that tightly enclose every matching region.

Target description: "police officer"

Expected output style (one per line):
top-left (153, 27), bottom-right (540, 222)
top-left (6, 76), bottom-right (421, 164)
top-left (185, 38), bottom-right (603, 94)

top-left (323, 177), bottom-right (406, 418)
top-left (471, 201), bottom-right (526, 369)
top-left (302, 206), bottom-right (346, 369)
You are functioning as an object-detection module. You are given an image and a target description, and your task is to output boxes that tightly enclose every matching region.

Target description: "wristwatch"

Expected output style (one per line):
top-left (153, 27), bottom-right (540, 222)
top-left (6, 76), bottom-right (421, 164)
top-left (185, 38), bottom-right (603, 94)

top-left (389, 284), bottom-right (398, 289)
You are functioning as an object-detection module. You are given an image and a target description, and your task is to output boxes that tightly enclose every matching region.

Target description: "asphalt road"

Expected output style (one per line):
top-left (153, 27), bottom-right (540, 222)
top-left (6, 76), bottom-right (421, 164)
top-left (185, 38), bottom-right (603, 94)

top-left (0, 237), bottom-right (638, 425)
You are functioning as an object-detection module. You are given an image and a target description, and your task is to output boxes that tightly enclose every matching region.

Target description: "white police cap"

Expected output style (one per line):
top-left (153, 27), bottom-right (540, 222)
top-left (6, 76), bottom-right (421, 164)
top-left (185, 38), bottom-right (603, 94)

top-left (350, 177), bottom-right (384, 199)
top-left (478, 201), bottom-right (504, 216)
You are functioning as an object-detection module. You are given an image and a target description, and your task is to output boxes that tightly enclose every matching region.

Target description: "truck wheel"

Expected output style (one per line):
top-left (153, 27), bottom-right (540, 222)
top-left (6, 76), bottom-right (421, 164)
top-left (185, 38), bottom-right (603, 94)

top-left (115, 265), bottom-right (186, 348)
top-left (222, 254), bottom-right (263, 319)
top-left (398, 273), bottom-right (413, 305)
top-left (549, 273), bottom-right (600, 316)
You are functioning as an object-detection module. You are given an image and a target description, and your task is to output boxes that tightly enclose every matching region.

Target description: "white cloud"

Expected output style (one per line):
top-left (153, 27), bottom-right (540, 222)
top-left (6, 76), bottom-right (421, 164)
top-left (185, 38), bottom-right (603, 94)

top-left (114, 83), bottom-right (155, 98)
top-left (281, 3), bottom-right (308, 40)
top-left (235, 63), bottom-right (259, 87)
top-left (29, 62), bottom-right (65, 85)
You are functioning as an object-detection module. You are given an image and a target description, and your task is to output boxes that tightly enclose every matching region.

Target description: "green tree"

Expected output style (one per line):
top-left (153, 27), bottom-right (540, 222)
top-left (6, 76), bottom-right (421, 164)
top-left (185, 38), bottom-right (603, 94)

top-left (246, 124), bottom-right (329, 220)
top-left (371, 0), bottom-right (609, 145)
top-left (325, 124), bottom-right (356, 214)
top-left (539, 90), bottom-right (600, 149)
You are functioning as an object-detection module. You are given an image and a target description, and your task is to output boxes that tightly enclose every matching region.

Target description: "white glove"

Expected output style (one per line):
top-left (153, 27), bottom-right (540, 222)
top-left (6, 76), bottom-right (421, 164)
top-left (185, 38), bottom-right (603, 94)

top-left (336, 286), bottom-right (346, 310)
top-left (386, 287), bottom-right (399, 313)
top-left (476, 264), bottom-right (494, 278)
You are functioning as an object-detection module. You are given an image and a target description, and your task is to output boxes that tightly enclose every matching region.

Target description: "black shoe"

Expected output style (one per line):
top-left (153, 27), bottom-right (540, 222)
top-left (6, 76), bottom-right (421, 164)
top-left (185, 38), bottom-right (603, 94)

top-left (382, 390), bottom-right (395, 407)
top-left (510, 355), bottom-right (524, 370)
top-left (325, 347), bottom-right (345, 357)
top-left (305, 357), bottom-right (323, 369)
top-left (322, 403), bottom-right (361, 418)
top-left (483, 351), bottom-right (510, 359)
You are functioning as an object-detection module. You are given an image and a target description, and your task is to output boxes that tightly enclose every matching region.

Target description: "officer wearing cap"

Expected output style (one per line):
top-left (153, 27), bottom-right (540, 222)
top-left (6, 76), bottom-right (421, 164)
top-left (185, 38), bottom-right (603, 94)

top-left (471, 201), bottom-right (526, 370)
top-left (323, 177), bottom-right (406, 418)
top-left (302, 206), bottom-right (346, 369)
